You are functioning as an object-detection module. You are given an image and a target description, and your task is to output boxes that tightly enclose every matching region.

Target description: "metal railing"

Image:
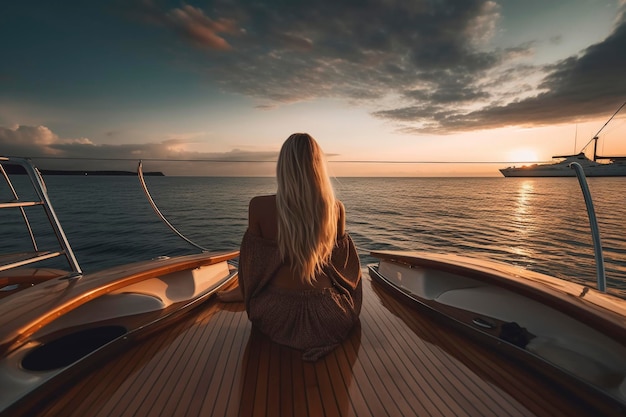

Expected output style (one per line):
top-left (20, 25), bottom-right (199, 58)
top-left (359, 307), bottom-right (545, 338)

top-left (0, 157), bottom-right (82, 275)
top-left (569, 162), bottom-right (606, 292)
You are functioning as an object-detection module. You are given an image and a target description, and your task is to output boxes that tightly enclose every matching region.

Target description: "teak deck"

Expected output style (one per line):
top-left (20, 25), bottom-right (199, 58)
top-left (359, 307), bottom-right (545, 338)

top-left (25, 276), bottom-right (603, 417)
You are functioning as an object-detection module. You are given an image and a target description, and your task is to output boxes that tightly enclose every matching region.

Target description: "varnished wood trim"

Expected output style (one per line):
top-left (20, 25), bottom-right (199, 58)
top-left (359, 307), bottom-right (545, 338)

top-left (371, 250), bottom-right (626, 345)
top-left (0, 250), bottom-right (239, 356)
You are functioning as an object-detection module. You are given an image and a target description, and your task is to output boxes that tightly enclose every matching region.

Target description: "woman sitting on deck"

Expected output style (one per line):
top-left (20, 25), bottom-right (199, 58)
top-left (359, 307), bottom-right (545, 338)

top-left (218, 133), bottom-right (362, 361)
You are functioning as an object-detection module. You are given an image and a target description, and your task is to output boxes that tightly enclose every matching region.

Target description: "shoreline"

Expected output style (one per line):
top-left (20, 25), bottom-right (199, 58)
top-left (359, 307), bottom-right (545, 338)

top-left (4, 166), bottom-right (164, 176)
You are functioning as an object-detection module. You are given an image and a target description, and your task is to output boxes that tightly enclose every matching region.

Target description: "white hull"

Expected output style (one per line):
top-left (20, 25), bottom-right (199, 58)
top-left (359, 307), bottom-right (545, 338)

top-left (500, 153), bottom-right (626, 177)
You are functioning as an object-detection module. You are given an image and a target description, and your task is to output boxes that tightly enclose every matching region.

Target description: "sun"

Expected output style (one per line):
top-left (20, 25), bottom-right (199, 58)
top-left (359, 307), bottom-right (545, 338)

top-left (508, 149), bottom-right (539, 164)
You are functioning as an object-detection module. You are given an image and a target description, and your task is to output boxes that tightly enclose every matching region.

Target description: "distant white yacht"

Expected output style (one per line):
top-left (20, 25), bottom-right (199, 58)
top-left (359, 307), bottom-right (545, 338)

top-left (500, 102), bottom-right (626, 177)
top-left (499, 147), bottom-right (626, 177)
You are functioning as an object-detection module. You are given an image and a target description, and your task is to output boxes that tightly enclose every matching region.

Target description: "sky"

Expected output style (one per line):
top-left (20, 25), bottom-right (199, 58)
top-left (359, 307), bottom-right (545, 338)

top-left (1, 0), bottom-right (626, 176)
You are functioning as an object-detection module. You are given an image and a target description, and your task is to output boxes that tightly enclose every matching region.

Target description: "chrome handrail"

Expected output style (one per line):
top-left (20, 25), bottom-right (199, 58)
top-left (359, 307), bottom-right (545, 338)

top-left (137, 160), bottom-right (211, 252)
top-left (0, 157), bottom-right (82, 275)
top-left (569, 162), bottom-right (606, 292)
top-left (0, 163), bottom-right (39, 251)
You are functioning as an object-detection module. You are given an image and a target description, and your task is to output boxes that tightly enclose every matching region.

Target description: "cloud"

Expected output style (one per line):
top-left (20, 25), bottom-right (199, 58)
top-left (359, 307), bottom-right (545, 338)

top-left (164, 5), bottom-right (242, 50)
top-left (0, 124), bottom-right (283, 175)
top-left (1, 123), bottom-right (347, 175)
top-left (132, 1), bottom-right (243, 50)
top-left (0, 125), bottom-right (94, 156)
top-left (132, 0), bottom-right (626, 134)
top-left (382, 17), bottom-right (626, 134)
top-left (135, 0), bottom-right (503, 104)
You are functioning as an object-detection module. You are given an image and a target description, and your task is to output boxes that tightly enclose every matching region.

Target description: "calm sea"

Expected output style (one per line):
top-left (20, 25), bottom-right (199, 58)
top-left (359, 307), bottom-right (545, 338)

top-left (2, 175), bottom-right (625, 299)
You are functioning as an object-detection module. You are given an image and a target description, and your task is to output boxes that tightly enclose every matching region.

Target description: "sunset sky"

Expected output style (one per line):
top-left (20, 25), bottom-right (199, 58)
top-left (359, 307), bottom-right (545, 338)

top-left (1, 0), bottom-right (626, 176)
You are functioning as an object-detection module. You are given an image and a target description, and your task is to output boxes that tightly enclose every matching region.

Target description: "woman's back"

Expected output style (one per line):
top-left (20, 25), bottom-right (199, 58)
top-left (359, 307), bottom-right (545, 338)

top-left (247, 194), bottom-right (346, 290)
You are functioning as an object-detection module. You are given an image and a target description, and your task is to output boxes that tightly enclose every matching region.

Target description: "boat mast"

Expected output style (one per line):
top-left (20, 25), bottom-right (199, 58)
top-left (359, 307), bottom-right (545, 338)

top-left (579, 101), bottom-right (626, 161)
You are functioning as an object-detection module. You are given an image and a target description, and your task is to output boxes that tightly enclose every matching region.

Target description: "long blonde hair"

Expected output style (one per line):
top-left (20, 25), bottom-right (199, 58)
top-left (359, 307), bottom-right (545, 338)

top-left (276, 133), bottom-right (338, 284)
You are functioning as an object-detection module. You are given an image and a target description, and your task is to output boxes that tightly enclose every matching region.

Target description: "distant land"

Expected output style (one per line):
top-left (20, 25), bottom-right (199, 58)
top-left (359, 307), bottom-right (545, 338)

top-left (40, 170), bottom-right (165, 176)
top-left (3, 165), bottom-right (164, 176)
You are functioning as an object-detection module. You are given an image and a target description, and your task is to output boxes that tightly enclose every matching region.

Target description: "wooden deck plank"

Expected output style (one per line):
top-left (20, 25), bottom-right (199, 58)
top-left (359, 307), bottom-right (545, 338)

top-left (164, 316), bottom-right (222, 416)
top-left (218, 310), bottom-right (250, 417)
top-left (120, 314), bottom-right (215, 417)
top-left (418, 319), bottom-right (538, 417)
top-left (364, 287), bottom-right (468, 416)
top-left (349, 326), bottom-right (407, 417)
top-left (333, 337), bottom-right (371, 417)
top-left (370, 280), bottom-right (594, 417)
top-left (251, 329), bottom-right (271, 417)
top-left (374, 283), bottom-right (550, 417)
top-left (160, 306), bottom-right (238, 417)
top-left (314, 357), bottom-right (341, 417)
top-left (266, 340), bottom-right (282, 417)
top-left (199, 305), bottom-right (251, 416)
top-left (395, 301), bottom-right (552, 416)
top-left (82, 329), bottom-right (181, 417)
top-left (341, 324), bottom-right (389, 417)
top-left (104, 319), bottom-right (210, 417)
top-left (102, 327), bottom-right (185, 415)
top-left (322, 344), bottom-right (354, 417)
top-left (279, 345), bottom-right (294, 417)
top-left (365, 283), bottom-right (513, 417)
top-left (24, 275), bottom-right (615, 417)
top-left (431, 323), bottom-right (579, 417)
top-left (238, 328), bottom-right (261, 417)
top-left (378, 310), bottom-right (511, 416)
top-left (354, 316), bottom-right (431, 417)
top-left (141, 319), bottom-right (209, 416)
top-left (178, 306), bottom-right (241, 417)
top-left (289, 340), bottom-right (308, 417)
top-left (302, 360), bottom-right (325, 417)
top-left (95, 303), bottom-right (224, 417)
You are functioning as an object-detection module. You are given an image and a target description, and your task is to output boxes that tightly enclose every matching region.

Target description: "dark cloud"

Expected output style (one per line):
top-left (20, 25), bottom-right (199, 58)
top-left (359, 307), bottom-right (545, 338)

top-left (130, 0), bottom-right (626, 133)
top-left (134, 0), bottom-right (502, 103)
top-left (396, 17), bottom-right (626, 133)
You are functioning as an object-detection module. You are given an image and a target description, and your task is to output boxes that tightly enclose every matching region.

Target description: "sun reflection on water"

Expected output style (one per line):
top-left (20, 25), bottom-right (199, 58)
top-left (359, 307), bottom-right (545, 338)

top-left (514, 181), bottom-right (535, 229)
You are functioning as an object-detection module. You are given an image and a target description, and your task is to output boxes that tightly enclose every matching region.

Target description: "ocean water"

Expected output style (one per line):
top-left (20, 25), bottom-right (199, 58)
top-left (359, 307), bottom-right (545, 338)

top-left (2, 175), bottom-right (625, 299)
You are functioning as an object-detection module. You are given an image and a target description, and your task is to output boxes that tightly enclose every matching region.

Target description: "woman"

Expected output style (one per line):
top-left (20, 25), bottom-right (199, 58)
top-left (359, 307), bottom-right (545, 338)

top-left (218, 133), bottom-right (362, 361)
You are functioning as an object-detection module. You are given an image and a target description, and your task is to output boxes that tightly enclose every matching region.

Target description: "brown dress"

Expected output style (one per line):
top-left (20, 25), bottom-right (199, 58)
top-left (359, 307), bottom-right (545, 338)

top-left (238, 230), bottom-right (362, 361)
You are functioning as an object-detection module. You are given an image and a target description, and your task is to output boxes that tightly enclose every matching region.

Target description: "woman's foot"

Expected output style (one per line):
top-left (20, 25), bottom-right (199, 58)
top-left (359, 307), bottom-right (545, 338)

top-left (217, 286), bottom-right (244, 302)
